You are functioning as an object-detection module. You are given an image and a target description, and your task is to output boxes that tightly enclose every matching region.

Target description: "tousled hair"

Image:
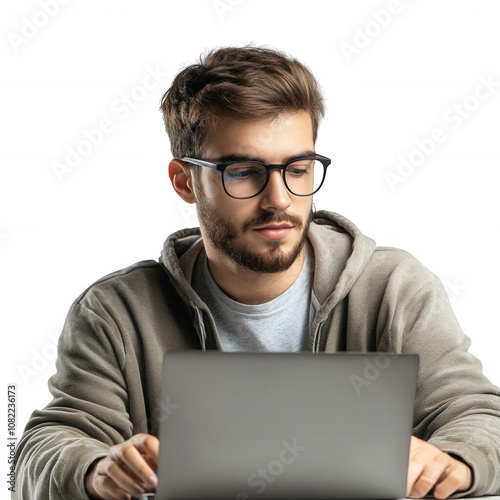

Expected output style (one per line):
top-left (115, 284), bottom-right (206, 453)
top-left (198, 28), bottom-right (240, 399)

top-left (160, 45), bottom-right (325, 160)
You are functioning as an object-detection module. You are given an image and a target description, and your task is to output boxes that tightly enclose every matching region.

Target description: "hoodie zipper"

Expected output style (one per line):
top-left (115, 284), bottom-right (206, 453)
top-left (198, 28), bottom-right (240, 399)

top-left (191, 303), bottom-right (207, 351)
top-left (312, 320), bottom-right (325, 353)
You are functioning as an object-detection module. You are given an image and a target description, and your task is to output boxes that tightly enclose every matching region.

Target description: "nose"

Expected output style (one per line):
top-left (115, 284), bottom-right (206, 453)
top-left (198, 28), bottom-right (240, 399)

top-left (259, 168), bottom-right (292, 212)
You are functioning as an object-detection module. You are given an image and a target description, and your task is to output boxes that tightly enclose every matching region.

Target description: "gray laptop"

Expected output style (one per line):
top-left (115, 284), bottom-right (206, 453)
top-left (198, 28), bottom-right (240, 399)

top-left (152, 351), bottom-right (418, 500)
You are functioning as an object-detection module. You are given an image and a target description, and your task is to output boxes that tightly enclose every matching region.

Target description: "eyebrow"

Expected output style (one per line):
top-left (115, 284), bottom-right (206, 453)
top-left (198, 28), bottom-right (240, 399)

top-left (214, 149), bottom-right (317, 164)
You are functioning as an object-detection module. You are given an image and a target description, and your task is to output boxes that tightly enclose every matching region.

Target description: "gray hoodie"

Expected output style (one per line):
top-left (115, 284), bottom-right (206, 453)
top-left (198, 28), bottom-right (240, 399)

top-left (13, 211), bottom-right (500, 499)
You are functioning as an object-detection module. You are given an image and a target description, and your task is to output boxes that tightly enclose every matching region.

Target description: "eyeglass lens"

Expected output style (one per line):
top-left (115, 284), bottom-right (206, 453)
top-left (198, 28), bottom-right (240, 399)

top-left (223, 159), bottom-right (324, 198)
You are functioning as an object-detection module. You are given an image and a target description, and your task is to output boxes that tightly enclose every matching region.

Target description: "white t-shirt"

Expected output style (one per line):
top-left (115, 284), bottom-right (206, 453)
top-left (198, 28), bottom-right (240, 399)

top-left (191, 242), bottom-right (318, 352)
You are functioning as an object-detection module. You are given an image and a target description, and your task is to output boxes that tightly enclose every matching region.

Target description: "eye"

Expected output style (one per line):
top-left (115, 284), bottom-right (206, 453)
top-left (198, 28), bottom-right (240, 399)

top-left (225, 163), bottom-right (265, 181)
top-left (287, 160), bottom-right (313, 176)
top-left (227, 169), bottom-right (256, 179)
top-left (287, 167), bottom-right (308, 176)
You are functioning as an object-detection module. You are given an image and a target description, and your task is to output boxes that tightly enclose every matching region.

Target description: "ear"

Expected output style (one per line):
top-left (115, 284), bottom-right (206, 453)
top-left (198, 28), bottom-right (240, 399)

top-left (169, 159), bottom-right (196, 204)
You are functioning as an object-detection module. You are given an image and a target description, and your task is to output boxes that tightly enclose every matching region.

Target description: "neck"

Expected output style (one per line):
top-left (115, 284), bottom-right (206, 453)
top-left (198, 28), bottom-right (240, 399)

top-left (206, 248), bottom-right (306, 305)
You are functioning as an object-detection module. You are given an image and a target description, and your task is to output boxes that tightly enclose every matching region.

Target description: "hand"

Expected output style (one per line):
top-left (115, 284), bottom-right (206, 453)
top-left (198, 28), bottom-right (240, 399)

top-left (407, 436), bottom-right (472, 499)
top-left (85, 433), bottom-right (159, 500)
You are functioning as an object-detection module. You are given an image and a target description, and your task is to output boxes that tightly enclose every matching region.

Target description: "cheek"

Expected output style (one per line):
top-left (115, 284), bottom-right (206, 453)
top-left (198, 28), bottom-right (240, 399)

top-left (225, 202), bottom-right (256, 224)
top-left (196, 169), bottom-right (223, 200)
top-left (296, 197), bottom-right (313, 214)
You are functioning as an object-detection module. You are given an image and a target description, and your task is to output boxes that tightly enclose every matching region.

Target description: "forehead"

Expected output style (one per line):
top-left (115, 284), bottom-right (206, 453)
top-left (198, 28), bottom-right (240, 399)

top-left (203, 111), bottom-right (314, 163)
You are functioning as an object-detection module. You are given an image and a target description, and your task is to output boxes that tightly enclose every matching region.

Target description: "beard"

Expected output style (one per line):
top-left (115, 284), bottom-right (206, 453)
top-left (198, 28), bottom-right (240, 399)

top-left (196, 197), bottom-right (313, 274)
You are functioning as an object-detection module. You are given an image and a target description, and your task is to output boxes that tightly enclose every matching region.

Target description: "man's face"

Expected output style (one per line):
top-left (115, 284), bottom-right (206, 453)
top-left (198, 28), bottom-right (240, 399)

top-left (192, 111), bottom-right (315, 274)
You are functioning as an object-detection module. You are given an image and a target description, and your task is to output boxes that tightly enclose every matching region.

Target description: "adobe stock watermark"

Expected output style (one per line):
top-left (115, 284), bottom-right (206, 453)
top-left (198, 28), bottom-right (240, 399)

top-left (384, 73), bottom-right (499, 191)
top-left (136, 395), bottom-right (180, 434)
top-left (51, 64), bottom-right (168, 182)
top-left (442, 276), bottom-right (467, 305)
top-left (256, 115), bottom-right (283, 148)
top-left (350, 353), bottom-right (399, 396)
top-left (159, 396), bottom-right (180, 421)
top-left (154, 395), bottom-right (180, 426)
top-left (17, 330), bottom-right (59, 384)
top-left (7, 0), bottom-right (71, 54)
top-left (339, 0), bottom-right (414, 64)
top-left (236, 439), bottom-right (307, 500)
top-left (0, 232), bottom-right (8, 247)
top-left (178, 202), bottom-right (199, 227)
top-left (213, 0), bottom-right (244, 20)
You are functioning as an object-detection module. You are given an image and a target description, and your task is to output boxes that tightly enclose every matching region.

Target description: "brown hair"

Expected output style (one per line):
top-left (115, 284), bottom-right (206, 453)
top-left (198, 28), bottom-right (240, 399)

top-left (160, 45), bottom-right (325, 159)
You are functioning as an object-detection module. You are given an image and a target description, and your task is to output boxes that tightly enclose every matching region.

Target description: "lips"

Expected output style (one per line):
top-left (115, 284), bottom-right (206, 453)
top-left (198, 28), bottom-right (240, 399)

top-left (253, 224), bottom-right (293, 239)
top-left (254, 224), bottom-right (293, 230)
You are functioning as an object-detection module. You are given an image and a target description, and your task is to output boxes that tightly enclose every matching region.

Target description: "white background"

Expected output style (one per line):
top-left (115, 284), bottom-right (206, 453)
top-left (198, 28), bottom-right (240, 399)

top-left (2, 0), bottom-right (500, 446)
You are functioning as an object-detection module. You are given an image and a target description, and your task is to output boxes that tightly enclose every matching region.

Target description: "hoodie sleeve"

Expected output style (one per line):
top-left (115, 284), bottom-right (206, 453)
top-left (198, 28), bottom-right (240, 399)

top-left (398, 275), bottom-right (500, 496)
top-left (13, 302), bottom-right (133, 500)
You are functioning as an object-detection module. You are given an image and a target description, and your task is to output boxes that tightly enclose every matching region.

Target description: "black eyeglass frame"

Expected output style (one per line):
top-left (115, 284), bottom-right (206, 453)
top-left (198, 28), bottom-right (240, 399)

top-left (181, 155), bottom-right (331, 199)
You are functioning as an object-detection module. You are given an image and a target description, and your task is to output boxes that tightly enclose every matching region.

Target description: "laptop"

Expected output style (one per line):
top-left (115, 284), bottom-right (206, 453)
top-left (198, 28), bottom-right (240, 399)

top-left (151, 351), bottom-right (418, 500)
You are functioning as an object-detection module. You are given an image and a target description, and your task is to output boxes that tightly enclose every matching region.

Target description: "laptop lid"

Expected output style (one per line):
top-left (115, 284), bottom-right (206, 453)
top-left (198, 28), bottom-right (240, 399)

top-left (156, 351), bottom-right (418, 500)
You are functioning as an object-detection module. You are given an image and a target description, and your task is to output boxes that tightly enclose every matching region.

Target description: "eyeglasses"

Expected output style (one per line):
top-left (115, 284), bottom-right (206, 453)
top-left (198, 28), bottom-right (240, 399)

top-left (181, 155), bottom-right (331, 199)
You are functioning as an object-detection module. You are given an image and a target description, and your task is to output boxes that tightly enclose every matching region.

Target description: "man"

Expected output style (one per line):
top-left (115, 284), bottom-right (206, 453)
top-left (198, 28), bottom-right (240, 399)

top-left (14, 46), bottom-right (500, 500)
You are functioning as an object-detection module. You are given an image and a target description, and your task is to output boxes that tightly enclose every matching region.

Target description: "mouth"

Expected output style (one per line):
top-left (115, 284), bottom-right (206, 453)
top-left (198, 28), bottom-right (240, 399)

top-left (254, 224), bottom-right (293, 230)
top-left (253, 224), bottom-right (294, 240)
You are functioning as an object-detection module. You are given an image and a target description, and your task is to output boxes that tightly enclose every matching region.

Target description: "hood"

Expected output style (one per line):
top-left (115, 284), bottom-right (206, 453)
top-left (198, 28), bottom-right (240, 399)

top-left (308, 210), bottom-right (376, 315)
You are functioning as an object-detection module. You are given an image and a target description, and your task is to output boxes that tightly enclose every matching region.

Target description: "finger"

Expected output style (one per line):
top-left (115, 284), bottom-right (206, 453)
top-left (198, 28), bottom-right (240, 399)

top-left (408, 461), bottom-right (448, 498)
top-left (131, 434), bottom-right (160, 469)
top-left (100, 459), bottom-right (147, 497)
top-left (406, 458), bottom-right (426, 497)
top-left (433, 464), bottom-right (472, 499)
top-left (141, 452), bottom-right (158, 473)
top-left (109, 442), bottom-right (157, 488)
top-left (93, 473), bottom-right (133, 500)
top-left (407, 437), bottom-right (424, 495)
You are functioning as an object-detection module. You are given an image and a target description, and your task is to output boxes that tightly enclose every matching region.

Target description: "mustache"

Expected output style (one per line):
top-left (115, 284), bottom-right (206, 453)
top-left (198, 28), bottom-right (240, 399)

top-left (242, 212), bottom-right (305, 232)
